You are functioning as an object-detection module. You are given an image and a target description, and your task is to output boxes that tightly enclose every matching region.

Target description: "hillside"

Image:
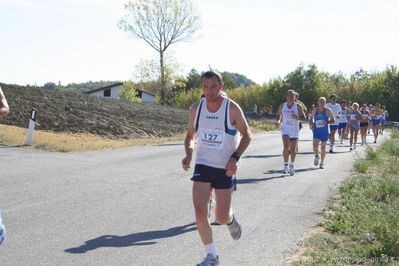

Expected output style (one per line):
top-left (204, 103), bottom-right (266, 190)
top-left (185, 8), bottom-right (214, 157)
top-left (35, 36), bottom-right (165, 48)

top-left (0, 83), bottom-right (188, 139)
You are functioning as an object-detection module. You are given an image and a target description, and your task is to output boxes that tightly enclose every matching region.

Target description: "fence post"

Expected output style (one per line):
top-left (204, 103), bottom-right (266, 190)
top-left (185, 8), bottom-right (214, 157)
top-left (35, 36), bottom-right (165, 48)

top-left (26, 108), bottom-right (36, 146)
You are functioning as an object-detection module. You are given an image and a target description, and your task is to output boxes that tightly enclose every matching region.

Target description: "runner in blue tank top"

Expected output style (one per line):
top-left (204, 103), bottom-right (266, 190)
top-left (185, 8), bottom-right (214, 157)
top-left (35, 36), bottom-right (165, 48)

top-left (310, 97), bottom-right (335, 169)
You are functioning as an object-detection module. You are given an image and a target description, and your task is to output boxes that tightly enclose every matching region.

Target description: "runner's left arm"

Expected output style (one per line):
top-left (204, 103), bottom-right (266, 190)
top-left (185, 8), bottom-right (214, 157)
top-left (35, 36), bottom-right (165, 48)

top-left (225, 102), bottom-right (252, 177)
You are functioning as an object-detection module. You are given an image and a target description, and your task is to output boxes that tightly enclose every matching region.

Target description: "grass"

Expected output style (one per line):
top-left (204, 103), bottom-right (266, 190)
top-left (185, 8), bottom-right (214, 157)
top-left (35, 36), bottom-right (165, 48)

top-left (0, 117), bottom-right (276, 152)
top-left (247, 118), bottom-right (277, 133)
top-left (0, 124), bottom-right (184, 152)
top-left (291, 128), bottom-right (399, 265)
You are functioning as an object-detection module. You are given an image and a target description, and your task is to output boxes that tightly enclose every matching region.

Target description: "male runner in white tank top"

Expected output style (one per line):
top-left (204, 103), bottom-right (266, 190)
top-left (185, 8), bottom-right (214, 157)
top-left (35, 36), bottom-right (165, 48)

top-left (276, 90), bottom-right (306, 176)
top-left (182, 70), bottom-right (252, 266)
top-left (325, 95), bottom-right (342, 153)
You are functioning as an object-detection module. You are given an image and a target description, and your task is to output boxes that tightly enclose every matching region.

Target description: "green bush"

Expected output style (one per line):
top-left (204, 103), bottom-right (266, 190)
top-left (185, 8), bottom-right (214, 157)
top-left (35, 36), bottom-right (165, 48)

top-left (391, 128), bottom-right (399, 139)
top-left (354, 160), bottom-right (369, 173)
top-left (171, 88), bottom-right (202, 109)
top-left (366, 146), bottom-right (379, 162)
top-left (374, 207), bottom-right (399, 256)
top-left (381, 140), bottom-right (399, 157)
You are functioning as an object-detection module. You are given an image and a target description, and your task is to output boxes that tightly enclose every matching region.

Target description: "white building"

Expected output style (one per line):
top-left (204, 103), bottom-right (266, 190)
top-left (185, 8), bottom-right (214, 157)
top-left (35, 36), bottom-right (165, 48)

top-left (85, 82), bottom-right (156, 104)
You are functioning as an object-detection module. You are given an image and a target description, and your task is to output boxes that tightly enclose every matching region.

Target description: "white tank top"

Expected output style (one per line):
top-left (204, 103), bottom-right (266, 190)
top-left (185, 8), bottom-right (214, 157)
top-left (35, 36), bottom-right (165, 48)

top-left (194, 98), bottom-right (240, 169)
top-left (281, 102), bottom-right (299, 134)
top-left (340, 108), bottom-right (348, 123)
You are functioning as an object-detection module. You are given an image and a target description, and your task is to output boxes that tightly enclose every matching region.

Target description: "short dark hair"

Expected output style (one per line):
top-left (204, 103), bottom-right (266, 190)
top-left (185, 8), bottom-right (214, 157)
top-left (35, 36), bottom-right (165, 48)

top-left (201, 70), bottom-right (223, 84)
top-left (330, 94), bottom-right (337, 99)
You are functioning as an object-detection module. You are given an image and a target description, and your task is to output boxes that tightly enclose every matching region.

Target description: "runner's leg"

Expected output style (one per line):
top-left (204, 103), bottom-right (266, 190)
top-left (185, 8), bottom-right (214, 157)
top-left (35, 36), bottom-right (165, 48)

top-left (282, 135), bottom-right (290, 164)
top-left (289, 139), bottom-right (298, 163)
top-left (214, 188), bottom-right (233, 225)
top-left (320, 141), bottom-right (327, 162)
top-left (193, 182), bottom-right (213, 245)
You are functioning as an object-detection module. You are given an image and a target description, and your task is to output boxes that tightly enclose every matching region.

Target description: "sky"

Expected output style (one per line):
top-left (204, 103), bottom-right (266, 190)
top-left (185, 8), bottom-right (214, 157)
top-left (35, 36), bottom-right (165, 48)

top-left (0, 0), bottom-right (398, 86)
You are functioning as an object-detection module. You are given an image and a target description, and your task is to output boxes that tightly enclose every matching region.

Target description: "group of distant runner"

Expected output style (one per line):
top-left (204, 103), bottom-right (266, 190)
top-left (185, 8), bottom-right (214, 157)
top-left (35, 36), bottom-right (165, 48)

top-left (276, 92), bottom-right (389, 175)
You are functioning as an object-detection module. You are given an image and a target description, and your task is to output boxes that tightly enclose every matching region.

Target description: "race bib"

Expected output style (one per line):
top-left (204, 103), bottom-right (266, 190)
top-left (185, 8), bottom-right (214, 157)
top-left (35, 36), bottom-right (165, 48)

top-left (315, 119), bottom-right (326, 128)
top-left (199, 129), bottom-right (224, 149)
top-left (284, 115), bottom-right (297, 126)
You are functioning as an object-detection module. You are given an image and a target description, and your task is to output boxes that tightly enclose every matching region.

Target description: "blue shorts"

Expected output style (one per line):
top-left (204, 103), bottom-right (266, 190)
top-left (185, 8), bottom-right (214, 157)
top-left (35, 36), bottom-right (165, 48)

top-left (372, 119), bottom-right (381, 126)
top-left (351, 124), bottom-right (360, 129)
top-left (191, 164), bottom-right (236, 190)
top-left (338, 122), bottom-right (347, 129)
top-left (313, 129), bottom-right (329, 142)
top-left (329, 125), bottom-right (338, 132)
top-left (381, 119), bottom-right (386, 124)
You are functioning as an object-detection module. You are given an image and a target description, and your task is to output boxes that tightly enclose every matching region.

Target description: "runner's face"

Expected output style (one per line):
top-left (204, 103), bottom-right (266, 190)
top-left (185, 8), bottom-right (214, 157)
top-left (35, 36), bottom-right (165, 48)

top-left (287, 92), bottom-right (295, 103)
top-left (201, 76), bottom-right (223, 102)
top-left (318, 99), bottom-right (325, 108)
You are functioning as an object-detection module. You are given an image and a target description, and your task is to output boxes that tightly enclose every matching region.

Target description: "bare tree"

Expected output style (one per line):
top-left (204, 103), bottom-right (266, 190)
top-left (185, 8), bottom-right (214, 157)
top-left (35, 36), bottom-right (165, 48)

top-left (119, 0), bottom-right (201, 103)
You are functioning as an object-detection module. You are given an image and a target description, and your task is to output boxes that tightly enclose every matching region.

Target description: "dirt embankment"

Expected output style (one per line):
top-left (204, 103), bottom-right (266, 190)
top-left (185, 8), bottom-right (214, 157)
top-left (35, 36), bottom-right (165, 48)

top-left (0, 83), bottom-right (188, 139)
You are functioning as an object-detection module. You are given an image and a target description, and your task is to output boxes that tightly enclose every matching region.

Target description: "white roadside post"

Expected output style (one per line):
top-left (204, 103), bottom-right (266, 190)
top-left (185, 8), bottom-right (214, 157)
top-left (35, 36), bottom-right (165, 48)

top-left (26, 108), bottom-right (37, 146)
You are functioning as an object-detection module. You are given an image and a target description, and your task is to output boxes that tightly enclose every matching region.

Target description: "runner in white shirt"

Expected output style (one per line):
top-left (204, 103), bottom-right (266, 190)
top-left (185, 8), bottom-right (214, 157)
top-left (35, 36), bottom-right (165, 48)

top-left (338, 101), bottom-right (349, 144)
top-left (325, 95), bottom-right (342, 153)
top-left (182, 70), bottom-right (252, 266)
top-left (276, 90), bottom-right (306, 176)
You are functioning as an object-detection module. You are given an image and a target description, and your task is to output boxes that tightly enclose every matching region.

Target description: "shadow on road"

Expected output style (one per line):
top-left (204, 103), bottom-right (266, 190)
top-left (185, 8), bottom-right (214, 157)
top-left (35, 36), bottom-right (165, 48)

top-left (237, 167), bottom-right (320, 185)
top-left (64, 222), bottom-right (196, 254)
top-left (242, 154), bottom-right (281, 159)
top-left (330, 150), bottom-right (352, 154)
top-left (0, 144), bottom-right (26, 148)
top-left (296, 151), bottom-right (314, 155)
top-left (154, 143), bottom-right (183, 147)
top-left (237, 175), bottom-right (287, 184)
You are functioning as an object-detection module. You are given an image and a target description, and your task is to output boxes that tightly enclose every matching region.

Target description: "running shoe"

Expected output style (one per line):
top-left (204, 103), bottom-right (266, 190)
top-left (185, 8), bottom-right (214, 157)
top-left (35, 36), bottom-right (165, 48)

top-left (329, 149), bottom-right (333, 153)
top-left (197, 254), bottom-right (220, 266)
top-left (282, 164), bottom-right (289, 174)
top-left (227, 215), bottom-right (242, 240)
top-left (319, 162), bottom-right (325, 169)
top-left (374, 140), bottom-right (377, 144)
top-left (314, 155), bottom-right (319, 166)
top-left (211, 220), bottom-right (221, 226)
top-left (289, 164), bottom-right (295, 176)
top-left (349, 146), bottom-right (353, 151)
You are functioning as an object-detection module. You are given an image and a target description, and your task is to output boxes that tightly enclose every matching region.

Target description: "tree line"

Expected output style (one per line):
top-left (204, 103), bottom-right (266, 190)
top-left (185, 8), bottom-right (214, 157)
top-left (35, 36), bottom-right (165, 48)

top-left (171, 64), bottom-right (399, 121)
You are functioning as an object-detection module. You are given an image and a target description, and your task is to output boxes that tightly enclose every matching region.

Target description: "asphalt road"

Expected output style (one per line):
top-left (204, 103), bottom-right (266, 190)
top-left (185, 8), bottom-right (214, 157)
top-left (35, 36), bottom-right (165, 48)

top-left (0, 128), bottom-right (386, 266)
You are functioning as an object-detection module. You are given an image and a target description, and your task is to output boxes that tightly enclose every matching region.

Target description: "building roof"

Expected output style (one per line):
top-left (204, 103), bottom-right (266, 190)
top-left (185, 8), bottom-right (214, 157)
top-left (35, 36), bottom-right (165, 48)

top-left (85, 82), bottom-right (156, 97)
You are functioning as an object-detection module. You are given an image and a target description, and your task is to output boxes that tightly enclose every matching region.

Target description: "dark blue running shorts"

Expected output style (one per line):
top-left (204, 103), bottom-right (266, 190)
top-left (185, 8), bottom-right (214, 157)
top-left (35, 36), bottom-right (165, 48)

top-left (338, 122), bottom-right (347, 129)
top-left (329, 125), bottom-right (339, 132)
top-left (191, 164), bottom-right (236, 190)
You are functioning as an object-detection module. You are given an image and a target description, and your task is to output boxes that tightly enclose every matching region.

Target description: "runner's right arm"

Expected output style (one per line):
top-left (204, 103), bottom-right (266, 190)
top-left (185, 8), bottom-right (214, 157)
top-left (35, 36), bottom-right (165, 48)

top-left (275, 104), bottom-right (283, 128)
top-left (309, 109), bottom-right (316, 129)
top-left (182, 104), bottom-right (198, 171)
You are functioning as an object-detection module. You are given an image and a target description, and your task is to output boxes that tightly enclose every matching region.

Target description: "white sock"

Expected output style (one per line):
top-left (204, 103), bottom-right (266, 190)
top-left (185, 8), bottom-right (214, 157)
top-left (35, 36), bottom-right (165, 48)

top-left (205, 243), bottom-right (217, 257)
top-left (289, 162), bottom-right (294, 166)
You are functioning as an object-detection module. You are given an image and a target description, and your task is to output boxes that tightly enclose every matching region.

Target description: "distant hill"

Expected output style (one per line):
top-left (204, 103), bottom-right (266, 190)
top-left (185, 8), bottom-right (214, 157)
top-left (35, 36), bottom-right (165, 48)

top-left (41, 80), bottom-right (121, 93)
top-left (222, 71), bottom-right (256, 87)
top-left (0, 83), bottom-right (188, 139)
